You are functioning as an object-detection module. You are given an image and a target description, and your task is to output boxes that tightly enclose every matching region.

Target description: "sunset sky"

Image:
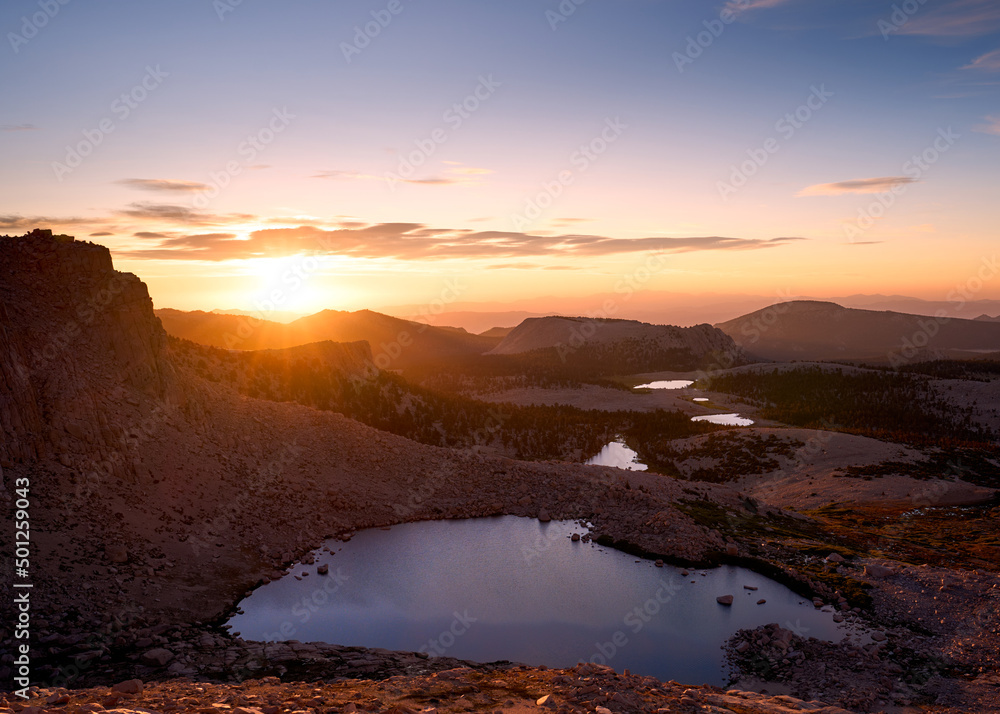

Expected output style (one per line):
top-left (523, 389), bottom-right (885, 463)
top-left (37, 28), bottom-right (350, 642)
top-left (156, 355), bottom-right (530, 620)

top-left (2, 0), bottom-right (999, 317)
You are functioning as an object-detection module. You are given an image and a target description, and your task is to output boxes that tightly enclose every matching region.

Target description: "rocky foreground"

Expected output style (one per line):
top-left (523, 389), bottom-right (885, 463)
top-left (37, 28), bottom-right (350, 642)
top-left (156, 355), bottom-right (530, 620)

top-left (4, 663), bottom-right (860, 714)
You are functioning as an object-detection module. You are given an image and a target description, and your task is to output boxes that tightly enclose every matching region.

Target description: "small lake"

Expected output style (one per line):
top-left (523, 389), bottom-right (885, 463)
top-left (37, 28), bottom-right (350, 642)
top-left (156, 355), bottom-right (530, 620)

top-left (693, 397), bottom-right (709, 402)
top-left (692, 413), bottom-right (754, 426)
top-left (634, 380), bottom-right (694, 390)
top-left (585, 439), bottom-right (648, 471)
top-left (228, 517), bottom-right (849, 686)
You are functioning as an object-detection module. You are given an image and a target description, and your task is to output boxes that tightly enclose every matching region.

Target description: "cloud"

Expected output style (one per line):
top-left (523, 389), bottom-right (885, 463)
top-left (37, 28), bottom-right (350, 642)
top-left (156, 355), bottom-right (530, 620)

top-left (114, 202), bottom-right (255, 225)
top-left (974, 115), bottom-right (1000, 135)
top-left (134, 231), bottom-right (169, 239)
top-left (399, 176), bottom-right (464, 186)
top-left (963, 48), bottom-right (1000, 71)
top-left (118, 223), bottom-right (807, 261)
top-left (0, 214), bottom-right (95, 231)
top-left (117, 178), bottom-right (211, 193)
top-left (725, 0), bottom-right (795, 14)
top-left (310, 169), bottom-right (462, 185)
top-left (314, 165), bottom-right (491, 187)
top-left (798, 176), bottom-right (917, 196)
top-left (90, 231), bottom-right (113, 237)
top-left (1, 124), bottom-right (38, 132)
top-left (312, 170), bottom-right (368, 180)
top-left (891, 0), bottom-right (1000, 37)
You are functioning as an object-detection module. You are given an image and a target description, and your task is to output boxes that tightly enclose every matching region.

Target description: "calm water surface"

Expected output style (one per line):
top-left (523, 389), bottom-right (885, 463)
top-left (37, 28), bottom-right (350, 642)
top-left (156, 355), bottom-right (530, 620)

top-left (229, 517), bottom-right (848, 685)
top-left (692, 413), bottom-right (754, 426)
top-left (634, 380), bottom-right (694, 390)
top-left (585, 439), bottom-right (648, 471)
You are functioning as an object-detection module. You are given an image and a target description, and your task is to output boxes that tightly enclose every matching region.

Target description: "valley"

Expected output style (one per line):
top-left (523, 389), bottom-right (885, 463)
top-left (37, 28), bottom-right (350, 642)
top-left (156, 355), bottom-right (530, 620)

top-left (1, 231), bottom-right (999, 714)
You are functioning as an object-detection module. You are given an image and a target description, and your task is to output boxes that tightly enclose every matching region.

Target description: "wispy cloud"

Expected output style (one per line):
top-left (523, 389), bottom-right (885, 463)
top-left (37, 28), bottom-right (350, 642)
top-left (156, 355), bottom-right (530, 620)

top-left (1, 124), bottom-right (38, 132)
top-left (314, 165), bottom-right (491, 186)
top-left (798, 176), bottom-right (917, 196)
top-left (892, 0), bottom-right (1000, 37)
top-left (400, 176), bottom-right (464, 186)
top-left (725, 0), bottom-right (795, 14)
top-left (118, 223), bottom-right (807, 261)
top-left (0, 214), bottom-right (94, 231)
top-left (974, 116), bottom-right (1000, 135)
top-left (117, 178), bottom-right (211, 193)
top-left (114, 202), bottom-right (255, 225)
top-left (963, 48), bottom-right (1000, 71)
top-left (312, 169), bottom-right (369, 180)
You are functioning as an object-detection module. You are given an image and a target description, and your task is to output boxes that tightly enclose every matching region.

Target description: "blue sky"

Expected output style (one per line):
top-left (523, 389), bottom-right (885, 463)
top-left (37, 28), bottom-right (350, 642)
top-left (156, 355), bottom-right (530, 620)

top-left (2, 0), bottom-right (998, 311)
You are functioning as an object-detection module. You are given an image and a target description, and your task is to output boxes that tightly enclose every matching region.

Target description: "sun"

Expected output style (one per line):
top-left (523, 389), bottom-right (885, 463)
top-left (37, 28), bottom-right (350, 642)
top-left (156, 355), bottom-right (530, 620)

top-left (247, 255), bottom-right (335, 317)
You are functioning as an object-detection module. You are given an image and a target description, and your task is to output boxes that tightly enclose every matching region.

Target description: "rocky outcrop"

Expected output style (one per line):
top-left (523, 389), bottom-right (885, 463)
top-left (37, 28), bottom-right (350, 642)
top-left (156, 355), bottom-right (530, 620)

top-left (0, 229), bottom-right (174, 476)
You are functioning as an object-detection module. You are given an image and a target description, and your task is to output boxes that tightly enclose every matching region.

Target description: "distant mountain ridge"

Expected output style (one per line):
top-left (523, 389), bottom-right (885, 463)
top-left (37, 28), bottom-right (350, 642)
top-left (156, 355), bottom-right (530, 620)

top-left (488, 315), bottom-right (744, 371)
top-left (716, 300), bottom-right (1000, 363)
top-left (155, 307), bottom-right (500, 372)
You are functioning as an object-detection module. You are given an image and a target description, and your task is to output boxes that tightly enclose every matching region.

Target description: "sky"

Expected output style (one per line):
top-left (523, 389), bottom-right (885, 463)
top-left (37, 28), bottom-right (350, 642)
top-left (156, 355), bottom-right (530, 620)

top-left (2, 0), bottom-right (999, 317)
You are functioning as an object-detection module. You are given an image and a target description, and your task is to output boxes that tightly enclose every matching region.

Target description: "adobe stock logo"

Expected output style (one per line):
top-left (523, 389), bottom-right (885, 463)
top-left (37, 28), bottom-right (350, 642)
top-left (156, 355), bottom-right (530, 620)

top-left (51, 65), bottom-right (170, 182)
top-left (7, 0), bottom-right (71, 54)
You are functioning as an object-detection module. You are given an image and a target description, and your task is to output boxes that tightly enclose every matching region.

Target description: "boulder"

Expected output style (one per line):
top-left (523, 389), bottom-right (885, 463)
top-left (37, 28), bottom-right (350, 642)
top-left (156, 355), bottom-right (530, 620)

top-left (112, 679), bottom-right (143, 694)
top-left (140, 648), bottom-right (174, 666)
top-left (866, 564), bottom-right (893, 578)
top-left (717, 594), bottom-right (734, 606)
top-left (537, 508), bottom-right (551, 523)
top-left (317, 563), bottom-right (329, 575)
top-left (826, 553), bottom-right (845, 563)
top-left (725, 543), bottom-right (738, 557)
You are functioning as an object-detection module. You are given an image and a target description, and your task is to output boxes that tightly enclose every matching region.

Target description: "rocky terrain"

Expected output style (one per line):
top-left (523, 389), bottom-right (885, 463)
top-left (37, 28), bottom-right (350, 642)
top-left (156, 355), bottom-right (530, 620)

top-left (1, 231), bottom-right (999, 713)
top-left (2, 662), bottom-right (864, 714)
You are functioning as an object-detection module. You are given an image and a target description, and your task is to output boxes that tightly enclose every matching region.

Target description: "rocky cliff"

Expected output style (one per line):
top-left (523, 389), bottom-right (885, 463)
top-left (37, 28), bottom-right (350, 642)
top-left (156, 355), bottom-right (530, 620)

top-left (0, 229), bottom-right (173, 472)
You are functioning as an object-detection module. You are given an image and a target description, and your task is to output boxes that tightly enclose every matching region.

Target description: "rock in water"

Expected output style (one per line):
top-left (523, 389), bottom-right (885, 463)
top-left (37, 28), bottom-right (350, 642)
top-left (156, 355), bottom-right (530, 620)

top-left (717, 594), bottom-right (734, 606)
top-left (537, 508), bottom-right (551, 523)
top-left (317, 563), bottom-right (329, 575)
